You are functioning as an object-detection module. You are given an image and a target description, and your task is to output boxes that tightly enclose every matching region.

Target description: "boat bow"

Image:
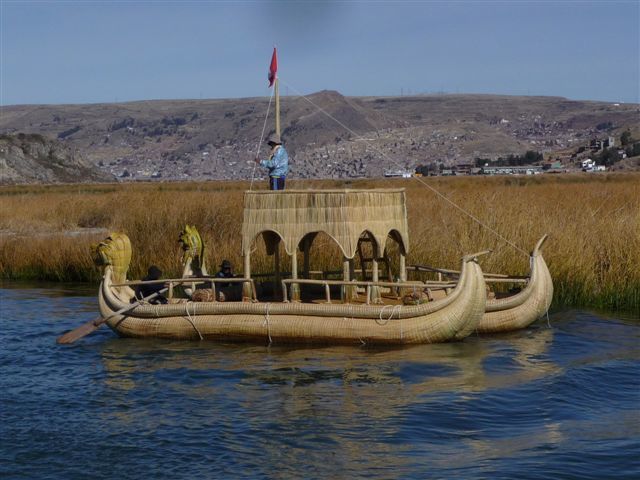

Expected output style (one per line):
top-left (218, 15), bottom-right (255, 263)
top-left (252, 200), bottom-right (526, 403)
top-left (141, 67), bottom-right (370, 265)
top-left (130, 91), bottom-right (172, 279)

top-left (477, 235), bottom-right (553, 333)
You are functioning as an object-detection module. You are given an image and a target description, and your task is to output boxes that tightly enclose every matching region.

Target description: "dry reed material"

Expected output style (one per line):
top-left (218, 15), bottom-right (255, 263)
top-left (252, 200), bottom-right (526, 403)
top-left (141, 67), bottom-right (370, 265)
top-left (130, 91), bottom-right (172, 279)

top-left (1, 175), bottom-right (638, 312)
top-left (242, 189), bottom-right (408, 257)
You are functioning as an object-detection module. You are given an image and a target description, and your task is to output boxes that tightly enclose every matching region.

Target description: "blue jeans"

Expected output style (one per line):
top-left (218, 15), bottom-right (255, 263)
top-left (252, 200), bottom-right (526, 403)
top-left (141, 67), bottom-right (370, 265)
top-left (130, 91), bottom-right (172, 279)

top-left (269, 176), bottom-right (286, 191)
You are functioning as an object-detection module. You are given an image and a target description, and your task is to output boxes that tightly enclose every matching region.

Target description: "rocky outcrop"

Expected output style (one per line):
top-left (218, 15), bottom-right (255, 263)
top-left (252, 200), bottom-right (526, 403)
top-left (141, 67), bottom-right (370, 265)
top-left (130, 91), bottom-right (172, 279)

top-left (0, 133), bottom-right (114, 184)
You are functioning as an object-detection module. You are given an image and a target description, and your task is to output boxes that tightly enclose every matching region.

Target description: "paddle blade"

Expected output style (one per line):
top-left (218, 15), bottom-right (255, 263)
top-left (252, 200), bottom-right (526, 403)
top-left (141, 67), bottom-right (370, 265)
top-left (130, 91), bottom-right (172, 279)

top-left (56, 318), bottom-right (103, 344)
top-left (57, 287), bottom-right (165, 345)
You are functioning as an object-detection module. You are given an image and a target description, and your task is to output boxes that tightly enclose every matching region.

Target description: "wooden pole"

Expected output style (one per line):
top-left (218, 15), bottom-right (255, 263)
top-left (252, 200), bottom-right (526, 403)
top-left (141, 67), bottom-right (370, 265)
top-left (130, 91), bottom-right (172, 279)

top-left (372, 258), bottom-right (379, 282)
top-left (274, 241), bottom-right (281, 298)
top-left (371, 258), bottom-right (381, 303)
top-left (291, 250), bottom-right (300, 302)
top-left (275, 78), bottom-right (281, 138)
top-left (302, 236), bottom-right (311, 279)
top-left (397, 252), bottom-right (407, 298)
top-left (349, 259), bottom-right (357, 302)
top-left (399, 253), bottom-right (407, 282)
top-left (341, 257), bottom-right (350, 303)
top-left (243, 251), bottom-right (252, 301)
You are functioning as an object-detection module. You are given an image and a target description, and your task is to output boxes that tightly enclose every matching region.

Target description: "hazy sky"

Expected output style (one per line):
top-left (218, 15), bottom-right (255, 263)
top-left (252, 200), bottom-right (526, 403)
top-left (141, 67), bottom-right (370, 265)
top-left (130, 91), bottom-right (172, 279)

top-left (1, 1), bottom-right (638, 105)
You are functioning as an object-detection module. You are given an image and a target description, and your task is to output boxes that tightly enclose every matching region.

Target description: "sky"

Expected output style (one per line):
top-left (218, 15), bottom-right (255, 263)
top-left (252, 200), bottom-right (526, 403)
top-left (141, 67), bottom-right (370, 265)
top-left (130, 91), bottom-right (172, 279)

top-left (1, 0), bottom-right (638, 106)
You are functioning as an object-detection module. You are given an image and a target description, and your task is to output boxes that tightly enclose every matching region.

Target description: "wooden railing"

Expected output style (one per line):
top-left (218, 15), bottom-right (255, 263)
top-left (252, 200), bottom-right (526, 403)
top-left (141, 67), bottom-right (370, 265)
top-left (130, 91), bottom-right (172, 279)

top-left (111, 277), bottom-right (259, 302)
top-left (280, 278), bottom-right (456, 305)
top-left (249, 269), bottom-right (343, 279)
top-left (407, 264), bottom-right (529, 283)
top-left (113, 268), bottom-right (525, 306)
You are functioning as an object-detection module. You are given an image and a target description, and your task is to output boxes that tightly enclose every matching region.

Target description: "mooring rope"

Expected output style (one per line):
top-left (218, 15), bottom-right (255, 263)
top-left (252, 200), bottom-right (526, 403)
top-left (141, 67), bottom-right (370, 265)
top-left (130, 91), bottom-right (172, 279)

top-left (249, 88), bottom-right (275, 191)
top-left (184, 302), bottom-right (203, 340)
top-left (280, 79), bottom-right (529, 257)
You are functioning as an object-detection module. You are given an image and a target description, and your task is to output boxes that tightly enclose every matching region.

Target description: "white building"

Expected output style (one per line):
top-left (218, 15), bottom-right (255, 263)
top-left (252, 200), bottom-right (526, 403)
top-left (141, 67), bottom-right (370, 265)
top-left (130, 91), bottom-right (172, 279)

top-left (581, 158), bottom-right (596, 171)
top-left (384, 170), bottom-right (413, 178)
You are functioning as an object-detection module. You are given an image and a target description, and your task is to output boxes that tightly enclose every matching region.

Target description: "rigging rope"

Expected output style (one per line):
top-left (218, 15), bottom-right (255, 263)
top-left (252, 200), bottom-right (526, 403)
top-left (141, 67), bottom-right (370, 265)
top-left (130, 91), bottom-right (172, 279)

top-left (249, 88), bottom-right (275, 191)
top-left (280, 79), bottom-right (529, 257)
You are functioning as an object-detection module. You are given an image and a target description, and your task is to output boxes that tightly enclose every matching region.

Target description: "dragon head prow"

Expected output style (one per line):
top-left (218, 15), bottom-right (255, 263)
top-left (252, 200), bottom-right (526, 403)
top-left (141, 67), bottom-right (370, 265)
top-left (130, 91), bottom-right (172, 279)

top-left (178, 225), bottom-right (206, 275)
top-left (92, 232), bottom-right (132, 284)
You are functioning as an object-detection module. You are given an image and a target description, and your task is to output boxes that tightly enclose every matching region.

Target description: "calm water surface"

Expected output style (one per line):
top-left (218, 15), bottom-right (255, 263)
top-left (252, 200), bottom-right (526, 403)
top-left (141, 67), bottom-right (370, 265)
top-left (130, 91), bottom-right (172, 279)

top-left (1, 283), bottom-right (639, 479)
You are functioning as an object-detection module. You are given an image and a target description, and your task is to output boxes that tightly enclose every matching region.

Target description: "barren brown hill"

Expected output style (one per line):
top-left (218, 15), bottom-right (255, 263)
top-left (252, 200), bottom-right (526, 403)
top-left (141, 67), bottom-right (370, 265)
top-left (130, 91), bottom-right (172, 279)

top-left (0, 133), bottom-right (113, 184)
top-left (1, 92), bottom-right (637, 182)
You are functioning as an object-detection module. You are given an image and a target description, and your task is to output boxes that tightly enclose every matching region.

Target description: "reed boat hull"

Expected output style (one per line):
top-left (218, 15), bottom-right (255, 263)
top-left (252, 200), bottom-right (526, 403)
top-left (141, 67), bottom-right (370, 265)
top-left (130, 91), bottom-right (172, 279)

top-left (99, 258), bottom-right (487, 345)
top-left (477, 237), bottom-right (554, 334)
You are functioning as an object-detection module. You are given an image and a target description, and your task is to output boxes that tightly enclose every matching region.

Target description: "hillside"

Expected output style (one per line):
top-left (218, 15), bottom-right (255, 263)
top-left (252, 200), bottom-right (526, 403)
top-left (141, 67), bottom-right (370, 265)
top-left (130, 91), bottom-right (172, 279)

top-left (0, 133), bottom-right (114, 184)
top-left (0, 92), bottom-right (637, 182)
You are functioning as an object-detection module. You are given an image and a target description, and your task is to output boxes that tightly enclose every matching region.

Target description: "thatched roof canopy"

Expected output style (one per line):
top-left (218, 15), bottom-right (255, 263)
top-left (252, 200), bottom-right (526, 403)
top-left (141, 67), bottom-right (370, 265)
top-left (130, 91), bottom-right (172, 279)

top-left (242, 189), bottom-right (409, 259)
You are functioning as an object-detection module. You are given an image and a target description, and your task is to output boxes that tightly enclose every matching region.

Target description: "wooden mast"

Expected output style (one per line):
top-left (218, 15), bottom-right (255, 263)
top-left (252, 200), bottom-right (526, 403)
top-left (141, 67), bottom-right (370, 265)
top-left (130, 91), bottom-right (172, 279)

top-left (273, 51), bottom-right (284, 298)
top-left (275, 77), bottom-right (280, 138)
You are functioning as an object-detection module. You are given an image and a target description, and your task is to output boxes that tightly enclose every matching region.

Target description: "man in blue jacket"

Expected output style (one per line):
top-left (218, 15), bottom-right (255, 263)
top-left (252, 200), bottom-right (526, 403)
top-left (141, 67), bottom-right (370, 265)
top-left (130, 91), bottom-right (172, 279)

top-left (255, 135), bottom-right (289, 190)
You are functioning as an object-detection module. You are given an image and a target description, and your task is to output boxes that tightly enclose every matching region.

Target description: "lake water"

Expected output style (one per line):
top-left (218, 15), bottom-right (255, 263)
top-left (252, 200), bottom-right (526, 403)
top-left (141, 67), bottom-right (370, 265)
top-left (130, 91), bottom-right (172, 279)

top-left (1, 283), bottom-right (638, 479)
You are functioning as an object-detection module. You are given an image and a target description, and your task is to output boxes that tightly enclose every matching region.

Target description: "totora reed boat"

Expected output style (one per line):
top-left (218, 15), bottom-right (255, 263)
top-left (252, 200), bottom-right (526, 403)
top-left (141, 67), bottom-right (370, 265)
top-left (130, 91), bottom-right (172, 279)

top-left (63, 49), bottom-right (553, 346)
top-left (95, 189), bottom-right (491, 345)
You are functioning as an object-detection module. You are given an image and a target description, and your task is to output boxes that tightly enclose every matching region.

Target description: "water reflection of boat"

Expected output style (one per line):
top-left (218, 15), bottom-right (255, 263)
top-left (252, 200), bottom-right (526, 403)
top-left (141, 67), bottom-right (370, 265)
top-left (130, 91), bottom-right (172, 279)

top-left (99, 326), bottom-right (557, 399)
top-left (95, 189), bottom-right (488, 345)
top-left (98, 325), bottom-right (559, 468)
top-left (97, 322), bottom-right (558, 474)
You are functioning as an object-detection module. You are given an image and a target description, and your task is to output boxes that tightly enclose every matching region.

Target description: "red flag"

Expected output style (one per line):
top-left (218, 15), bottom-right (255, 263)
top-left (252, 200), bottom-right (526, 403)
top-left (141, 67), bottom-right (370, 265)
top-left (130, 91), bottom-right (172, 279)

top-left (268, 47), bottom-right (277, 87)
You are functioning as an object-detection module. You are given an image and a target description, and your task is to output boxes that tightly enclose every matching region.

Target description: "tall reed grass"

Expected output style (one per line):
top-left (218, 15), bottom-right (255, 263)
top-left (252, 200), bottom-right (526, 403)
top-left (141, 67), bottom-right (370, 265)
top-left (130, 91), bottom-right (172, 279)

top-left (1, 174), bottom-right (638, 312)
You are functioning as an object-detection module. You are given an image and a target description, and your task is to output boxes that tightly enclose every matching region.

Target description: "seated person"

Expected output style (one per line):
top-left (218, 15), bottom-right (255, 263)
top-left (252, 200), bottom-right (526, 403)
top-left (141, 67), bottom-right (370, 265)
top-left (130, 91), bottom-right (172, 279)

top-left (191, 261), bottom-right (243, 302)
top-left (215, 260), bottom-right (241, 301)
top-left (216, 260), bottom-right (234, 287)
top-left (134, 265), bottom-right (168, 304)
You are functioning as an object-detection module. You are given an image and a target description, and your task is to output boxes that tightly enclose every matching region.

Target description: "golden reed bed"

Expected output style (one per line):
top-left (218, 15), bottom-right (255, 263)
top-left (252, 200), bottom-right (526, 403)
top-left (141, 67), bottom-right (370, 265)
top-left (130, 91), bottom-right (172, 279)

top-left (1, 174), bottom-right (638, 312)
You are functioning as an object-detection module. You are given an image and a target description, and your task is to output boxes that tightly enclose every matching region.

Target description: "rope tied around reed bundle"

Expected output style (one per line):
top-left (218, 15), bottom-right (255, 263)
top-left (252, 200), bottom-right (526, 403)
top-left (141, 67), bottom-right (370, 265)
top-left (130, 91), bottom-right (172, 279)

top-left (184, 302), bottom-right (203, 340)
top-left (280, 79), bottom-right (529, 258)
top-left (263, 303), bottom-right (273, 345)
top-left (342, 304), bottom-right (364, 344)
top-left (249, 88), bottom-right (275, 191)
top-left (377, 304), bottom-right (402, 326)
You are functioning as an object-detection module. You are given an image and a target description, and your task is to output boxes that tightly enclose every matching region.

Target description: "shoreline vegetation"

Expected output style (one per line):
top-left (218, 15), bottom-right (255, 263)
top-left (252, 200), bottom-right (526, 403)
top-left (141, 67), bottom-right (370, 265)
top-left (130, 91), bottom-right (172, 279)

top-left (1, 174), bottom-right (638, 312)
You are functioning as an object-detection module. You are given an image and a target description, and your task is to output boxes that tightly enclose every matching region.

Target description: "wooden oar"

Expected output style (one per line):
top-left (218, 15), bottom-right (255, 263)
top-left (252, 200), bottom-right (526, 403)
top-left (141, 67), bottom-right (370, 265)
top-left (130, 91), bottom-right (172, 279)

top-left (56, 287), bottom-right (168, 344)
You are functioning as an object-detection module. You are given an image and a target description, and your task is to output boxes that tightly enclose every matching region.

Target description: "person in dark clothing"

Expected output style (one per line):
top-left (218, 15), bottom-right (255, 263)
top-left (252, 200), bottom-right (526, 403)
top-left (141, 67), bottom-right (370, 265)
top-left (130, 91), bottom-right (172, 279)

top-left (134, 265), bottom-right (168, 304)
top-left (215, 260), bottom-right (241, 301)
top-left (215, 260), bottom-right (234, 288)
